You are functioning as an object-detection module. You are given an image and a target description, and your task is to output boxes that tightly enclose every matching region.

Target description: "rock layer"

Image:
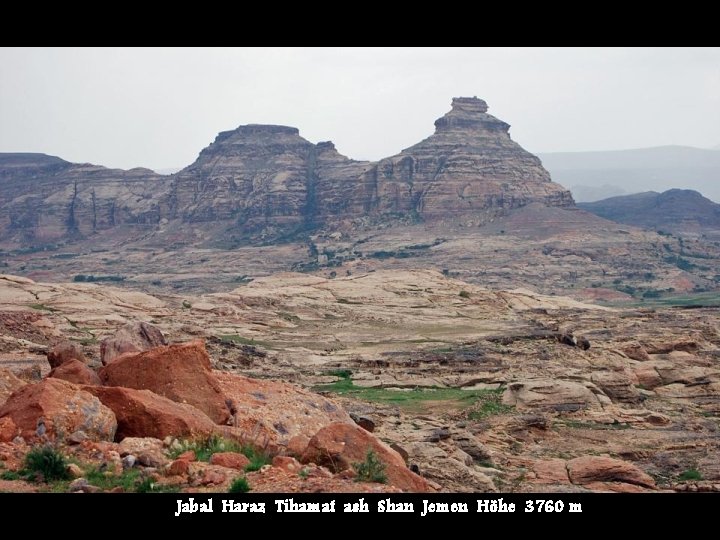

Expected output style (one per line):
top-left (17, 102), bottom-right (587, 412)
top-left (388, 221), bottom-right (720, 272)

top-left (0, 98), bottom-right (572, 245)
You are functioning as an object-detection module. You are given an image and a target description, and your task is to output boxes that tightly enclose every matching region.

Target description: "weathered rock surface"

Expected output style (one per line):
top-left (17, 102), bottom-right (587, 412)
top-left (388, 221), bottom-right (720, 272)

top-left (83, 385), bottom-right (216, 441)
top-left (47, 359), bottom-right (101, 386)
top-left (216, 371), bottom-right (352, 447)
top-left (0, 368), bottom-right (25, 405)
top-left (99, 340), bottom-right (230, 424)
top-left (301, 422), bottom-right (431, 492)
top-left (566, 456), bottom-right (656, 489)
top-left (209, 451), bottom-right (250, 470)
top-left (100, 321), bottom-right (167, 365)
top-left (47, 341), bottom-right (86, 369)
top-left (502, 379), bottom-right (607, 412)
top-left (0, 97), bottom-right (571, 245)
top-left (118, 436), bottom-right (168, 467)
top-left (0, 378), bottom-right (116, 442)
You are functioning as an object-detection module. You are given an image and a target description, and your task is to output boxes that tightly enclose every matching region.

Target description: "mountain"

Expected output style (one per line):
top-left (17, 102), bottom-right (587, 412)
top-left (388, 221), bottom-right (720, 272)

top-left (538, 146), bottom-right (720, 203)
top-left (0, 97), bottom-right (572, 247)
top-left (578, 189), bottom-right (720, 234)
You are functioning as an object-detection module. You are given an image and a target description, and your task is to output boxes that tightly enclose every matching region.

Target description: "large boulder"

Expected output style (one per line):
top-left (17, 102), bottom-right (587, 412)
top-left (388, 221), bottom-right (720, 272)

top-left (47, 341), bottom-right (86, 369)
top-left (99, 340), bottom-right (230, 425)
top-left (502, 379), bottom-right (607, 412)
top-left (590, 371), bottom-right (641, 404)
top-left (216, 371), bottom-right (353, 446)
top-left (567, 456), bottom-right (655, 488)
top-left (100, 321), bottom-right (167, 365)
top-left (0, 368), bottom-right (26, 406)
top-left (0, 378), bottom-right (116, 442)
top-left (83, 385), bottom-right (216, 441)
top-left (48, 360), bottom-right (101, 386)
top-left (301, 422), bottom-right (431, 493)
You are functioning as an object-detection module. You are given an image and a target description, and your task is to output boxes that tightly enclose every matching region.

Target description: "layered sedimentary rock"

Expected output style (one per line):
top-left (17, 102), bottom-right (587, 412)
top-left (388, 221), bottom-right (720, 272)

top-left (0, 97), bottom-right (573, 245)
top-left (0, 153), bottom-right (170, 244)
top-left (353, 97), bottom-right (573, 223)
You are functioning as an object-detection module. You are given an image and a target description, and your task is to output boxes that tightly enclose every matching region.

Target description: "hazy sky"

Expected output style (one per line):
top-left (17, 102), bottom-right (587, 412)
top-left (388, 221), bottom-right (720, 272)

top-left (1, 47), bottom-right (719, 171)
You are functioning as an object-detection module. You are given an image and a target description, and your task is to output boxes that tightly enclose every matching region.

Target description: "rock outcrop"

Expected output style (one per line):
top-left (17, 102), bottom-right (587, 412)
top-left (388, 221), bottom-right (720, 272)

top-left (0, 378), bottom-right (116, 442)
top-left (98, 340), bottom-right (230, 425)
top-left (0, 97), bottom-right (572, 245)
top-left (84, 385), bottom-right (216, 440)
top-left (47, 341), bottom-right (86, 369)
top-left (48, 359), bottom-right (101, 386)
top-left (100, 321), bottom-right (167, 365)
top-left (301, 422), bottom-right (431, 493)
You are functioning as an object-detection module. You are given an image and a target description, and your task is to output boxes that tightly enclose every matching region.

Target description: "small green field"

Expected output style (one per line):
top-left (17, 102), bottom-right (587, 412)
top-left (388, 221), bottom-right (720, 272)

top-left (315, 371), bottom-right (510, 415)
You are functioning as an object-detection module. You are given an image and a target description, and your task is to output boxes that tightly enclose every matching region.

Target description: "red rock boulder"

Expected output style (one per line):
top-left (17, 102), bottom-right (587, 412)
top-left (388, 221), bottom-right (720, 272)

top-left (0, 416), bottom-right (17, 442)
top-left (0, 368), bottom-right (26, 406)
top-left (216, 371), bottom-right (352, 446)
top-left (301, 422), bottom-right (431, 493)
top-left (99, 340), bottom-right (230, 425)
top-left (209, 452), bottom-right (250, 470)
top-left (83, 386), bottom-right (216, 441)
top-left (47, 341), bottom-right (86, 369)
top-left (0, 378), bottom-right (116, 442)
top-left (567, 456), bottom-right (655, 488)
top-left (100, 321), bottom-right (167, 365)
top-left (48, 360), bottom-right (101, 386)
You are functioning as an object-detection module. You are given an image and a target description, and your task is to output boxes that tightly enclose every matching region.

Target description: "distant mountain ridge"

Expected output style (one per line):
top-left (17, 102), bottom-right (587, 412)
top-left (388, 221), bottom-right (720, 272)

top-left (539, 146), bottom-right (720, 203)
top-left (578, 188), bottom-right (720, 233)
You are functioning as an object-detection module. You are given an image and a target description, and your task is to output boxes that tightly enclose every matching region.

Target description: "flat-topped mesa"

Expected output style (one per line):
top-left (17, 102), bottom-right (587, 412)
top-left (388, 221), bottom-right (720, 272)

top-left (433, 96), bottom-right (510, 133)
top-left (0, 96), bottom-right (574, 244)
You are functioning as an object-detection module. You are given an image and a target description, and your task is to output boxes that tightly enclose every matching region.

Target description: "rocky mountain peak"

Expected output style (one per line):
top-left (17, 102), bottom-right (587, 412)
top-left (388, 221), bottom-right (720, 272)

top-left (433, 96), bottom-right (509, 134)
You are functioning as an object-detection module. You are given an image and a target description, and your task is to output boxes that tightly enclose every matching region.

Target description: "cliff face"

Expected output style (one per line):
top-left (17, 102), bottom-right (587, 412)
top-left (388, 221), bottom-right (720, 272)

top-left (0, 153), bottom-right (170, 244)
top-left (355, 97), bottom-right (573, 223)
top-left (0, 97), bottom-right (573, 245)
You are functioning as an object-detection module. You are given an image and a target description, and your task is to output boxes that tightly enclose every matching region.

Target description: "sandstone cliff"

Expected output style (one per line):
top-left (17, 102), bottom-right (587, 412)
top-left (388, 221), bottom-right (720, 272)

top-left (0, 97), bottom-right (572, 246)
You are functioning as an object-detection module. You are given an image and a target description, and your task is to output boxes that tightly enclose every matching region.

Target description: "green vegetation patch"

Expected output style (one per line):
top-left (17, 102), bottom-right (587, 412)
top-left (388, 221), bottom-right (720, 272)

top-left (169, 435), bottom-right (270, 472)
top-left (315, 375), bottom-right (509, 415)
top-left (353, 450), bottom-right (387, 484)
top-left (678, 468), bottom-right (702, 481)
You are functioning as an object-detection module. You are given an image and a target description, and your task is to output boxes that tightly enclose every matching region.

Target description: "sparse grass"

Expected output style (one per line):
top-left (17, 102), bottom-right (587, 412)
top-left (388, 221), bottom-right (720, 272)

top-left (169, 435), bottom-right (270, 472)
top-left (315, 376), bottom-right (509, 414)
top-left (327, 368), bottom-right (352, 379)
top-left (0, 470), bottom-right (21, 481)
top-left (24, 445), bottom-right (70, 482)
top-left (28, 303), bottom-right (57, 312)
top-left (169, 434), bottom-right (243, 462)
top-left (467, 389), bottom-right (512, 420)
top-left (353, 450), bottom-right (387, 484)
top-left (218, 334), bottom-right (270, 348)
top-left (84, 467), bottom-right (142, 491)
top-left (242, 446), bottom-right (271, 472)
top-left (228, 476), bottom-right (251, 493)
top-left (678, 468), bottom-right (703, 481)
top-left (134, 477), bottom-right (178, 493)
top-left (298, 468), bottom-right (309, 480)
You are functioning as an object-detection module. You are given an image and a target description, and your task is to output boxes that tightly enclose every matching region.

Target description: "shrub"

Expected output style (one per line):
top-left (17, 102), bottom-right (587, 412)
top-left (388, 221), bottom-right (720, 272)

top-left (459, 290), bottom-right (471, 299)
top-left (228, 476), bottom-right (251, 493)
top-left (678, 468), bottom-right (702, 481)
top-left (24, 445), bottom-right (70, 482)
top-left (243, 446), bottom-right (271, 472)
top-left (353, 450), bottom-right (387, 484)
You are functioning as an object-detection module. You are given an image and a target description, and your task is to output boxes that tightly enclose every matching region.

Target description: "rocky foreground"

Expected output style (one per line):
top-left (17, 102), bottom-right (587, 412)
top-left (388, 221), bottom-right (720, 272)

top-left (0, 270), bottom-right (718, 493)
